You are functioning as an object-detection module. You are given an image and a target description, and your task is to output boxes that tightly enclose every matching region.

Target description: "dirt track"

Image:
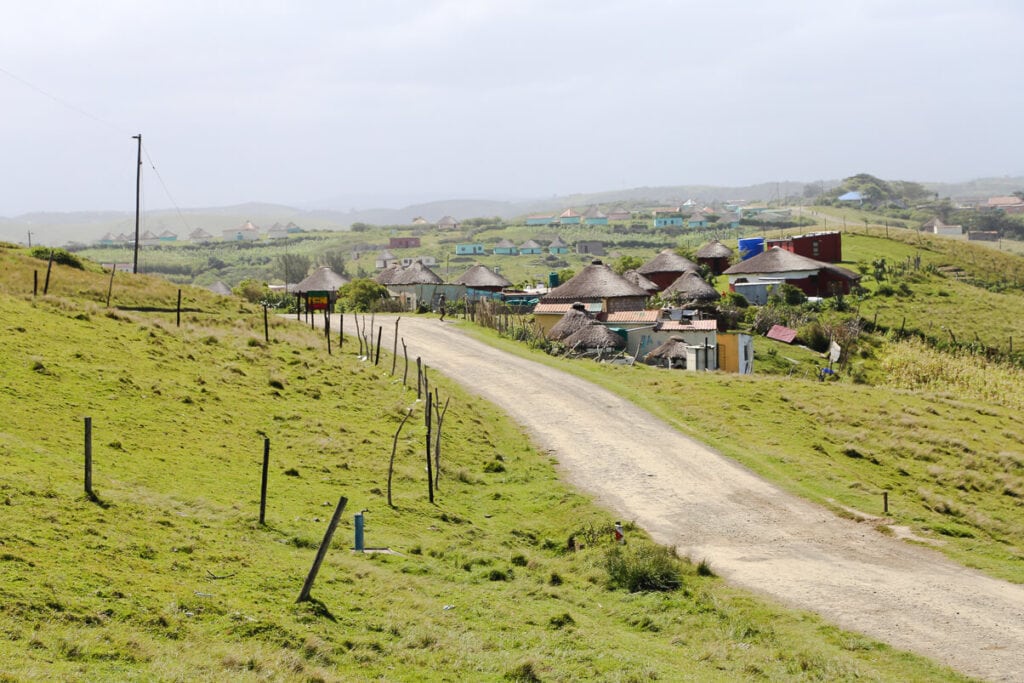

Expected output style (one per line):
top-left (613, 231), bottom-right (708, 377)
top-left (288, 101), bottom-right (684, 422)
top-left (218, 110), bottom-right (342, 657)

top-left (373, 316), bottom-right (1024, 681)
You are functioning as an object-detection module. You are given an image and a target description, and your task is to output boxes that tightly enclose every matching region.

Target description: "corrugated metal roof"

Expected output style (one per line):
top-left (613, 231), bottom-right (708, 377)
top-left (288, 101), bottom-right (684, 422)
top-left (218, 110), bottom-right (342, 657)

top-left (661, 319), bottom-right (717, 331)
top-left (605, 310), bottom-right (660, 323)
top-left (766, 324), bottom-right (798, 344)
top-left (534, 302), bottom-right (603, 314)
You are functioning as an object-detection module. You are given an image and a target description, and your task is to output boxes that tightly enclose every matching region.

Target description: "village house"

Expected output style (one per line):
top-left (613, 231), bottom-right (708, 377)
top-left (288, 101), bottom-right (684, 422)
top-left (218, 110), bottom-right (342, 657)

top-left (519, 239), bottom-right (543, 255)
top-left (922, 217), bottom-right (963, 236)
top-left (583, 207), bottom-right (609, 226)
top-left (722, 246), bottom-right (860, 299)
top-left (548, 236), bottom-right (570, 254)
top-left (987, 196), bottom-right (1024, 214)
top-left (189, 228), bottom-right (214, 243)
top-left (455, 243), bottom-right (485, 256)
top-left (266, 223), bottom-right (289, 240)
top-left (375, 250), bottom-right (399, 269)
top-left (222, 221), bottom-right (261, 241)
top-left (695, 240), bottom-right (734, 275)
top-left (158, 230), bottom-right (178, 243)
top-left (454, 264), bottom-right (512, 293)
top-left (140, 230), bottom-right (160, 247)
top-left (540, 259), bottom-right (648, 319)
top-left (636, 249), bottom-right (699, 290)
top-left (652, 208), bottom-right (685, 228)
top-left (576, 240), bottom-right (606, 256)
top-left (765, 231), bottom-right (843, 263)
top-left (389, 236), bottom-right (421, 249)
top-left (525, 214), bottom-right (555, 226)
top-left (399, 255), bottom-right (437, 267)
top-left (437, 215), bottom-right (460, 230)
top-left (493, 239), bottom-right (518, 256)
top-left (606, 207), bottom-right (632, 222)
top-left (411, 216), bottom-right (431, 225)
top-left (292, 266), bottom-right (350, 313)
top-left (558, 208), bottom-right (582, 225)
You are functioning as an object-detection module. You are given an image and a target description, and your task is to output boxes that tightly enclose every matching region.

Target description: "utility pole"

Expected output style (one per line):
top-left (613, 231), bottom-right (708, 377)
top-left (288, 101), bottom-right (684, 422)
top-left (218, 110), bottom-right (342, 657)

top-left (26, 230), bottom-right (32, 248)
top-left (132, 134), bottom-right (142, 274)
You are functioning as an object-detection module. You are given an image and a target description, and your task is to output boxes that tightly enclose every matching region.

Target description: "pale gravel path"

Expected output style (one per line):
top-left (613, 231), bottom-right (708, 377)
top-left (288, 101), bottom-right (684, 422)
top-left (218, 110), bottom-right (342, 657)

top-left (373, 316), bottom-right (1024, 681)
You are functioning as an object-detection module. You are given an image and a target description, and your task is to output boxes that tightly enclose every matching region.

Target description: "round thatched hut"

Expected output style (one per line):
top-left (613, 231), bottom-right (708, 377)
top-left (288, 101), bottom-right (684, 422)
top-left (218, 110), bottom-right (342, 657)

top-left (388, 261), bottom-right (444, 285)
top-left (662, 272), bottom-right (721, 307)
top-left (548, 303), bottom-right (593, 341)
top-left (644, 336), bottom-right (690, 369)
top-left (622, 269), bottom-right (660, 295)
top-left (455, 264), bottom-right (512, 293)
top-left (561, 321), bottom-right (626, 352)
top-left (695, 240), bottom-right (734, 275)
top-left (542, 260), bottom-right (647, 312)
top-left (636, 249), bottom-right (699, 290)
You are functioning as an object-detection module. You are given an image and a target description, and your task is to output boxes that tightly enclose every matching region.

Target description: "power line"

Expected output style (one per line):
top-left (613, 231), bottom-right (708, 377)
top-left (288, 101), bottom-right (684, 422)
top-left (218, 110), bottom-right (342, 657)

top-left (0, 64), bottom-right (123, 132)
top-left (142, 143), bottom-right (194, 235)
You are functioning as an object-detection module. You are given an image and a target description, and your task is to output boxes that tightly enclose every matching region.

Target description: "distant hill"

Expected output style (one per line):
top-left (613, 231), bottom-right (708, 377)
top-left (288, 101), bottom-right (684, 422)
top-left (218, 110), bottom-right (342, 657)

top-left (4, 175), bottom-right (1023, 246)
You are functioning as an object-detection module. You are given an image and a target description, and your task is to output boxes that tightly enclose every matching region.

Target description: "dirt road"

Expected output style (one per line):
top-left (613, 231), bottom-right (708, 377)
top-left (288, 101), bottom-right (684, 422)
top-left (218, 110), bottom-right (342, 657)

top-left (374, 316), bottom-right (1024, 681)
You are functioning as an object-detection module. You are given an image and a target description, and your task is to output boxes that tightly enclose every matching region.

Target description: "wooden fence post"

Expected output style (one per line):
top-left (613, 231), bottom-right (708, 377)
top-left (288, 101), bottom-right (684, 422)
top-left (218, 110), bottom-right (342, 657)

top-left (416, 357), bottom-right (422, 399)
top-left (176, 289), bottom-right (182, 327)
top-left (260, 438), bottom-right (270, 525)
top-left (425, 393), bottom-right (434, 504)
top-left (325, 309), bottom-right (331, 355)
top-left (388, 409), bottom-right (413, 507)
top-left (263, 305), bottom-right (270, 343)
top-left (84, 417), bottom-right (93, 498)
top-left (374, 326), bottom-right (382, 366)
top-left (43, 250), bottom-right (54, 294)
top-left (339, 313), bottom-right (344, 350)
top-left (297, 496), bottom-right (348, 603)
top-left (391, 317), bottom-right (400, 375)
top-left (106, 267), bottom-right (115, 307)
top-left (402, 339), bottom-right (409, 387)
top-left (33, 270), bottom-right (38, 296)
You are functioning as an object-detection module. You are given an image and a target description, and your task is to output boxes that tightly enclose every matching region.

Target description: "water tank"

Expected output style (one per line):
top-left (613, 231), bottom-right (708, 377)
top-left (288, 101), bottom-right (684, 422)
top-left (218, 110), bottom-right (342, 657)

top-left (548, 272), bottom-right (559, 288)
top-left (738, 237), bottom-right (765, 260)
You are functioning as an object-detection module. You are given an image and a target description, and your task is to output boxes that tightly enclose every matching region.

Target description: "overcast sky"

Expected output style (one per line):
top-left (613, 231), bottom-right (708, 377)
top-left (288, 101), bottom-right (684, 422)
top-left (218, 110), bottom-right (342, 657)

top-left (2, 1), bottom-right (1022, 215)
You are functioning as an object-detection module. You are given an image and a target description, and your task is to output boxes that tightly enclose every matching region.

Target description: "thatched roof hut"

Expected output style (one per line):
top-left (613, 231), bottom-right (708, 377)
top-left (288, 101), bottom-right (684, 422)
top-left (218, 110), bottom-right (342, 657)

top-left (562, 321), bottom-right (626, 351)
top-left (547, 303), bottom-right (593, 341)
top-left (695, 240), bottom-right (734, 276)
top-left (542, 260), bottom-right (647, 309)
top-left (636, 249), bottom-right (699, 290)
top-left (293, 266), bottom-right (349, 293)
top-left (375, 264), bottom-right (400, 285)
top-left (389, 261), bottom-right (444, 285)
top-left (455, 264), bottom-right (512, 292)
top-left (644, 336), bottom-right (690, 367)
top-left (622, 269), bottom-right (660, 294)
top-left (662, 272), bottom-right (721, 307)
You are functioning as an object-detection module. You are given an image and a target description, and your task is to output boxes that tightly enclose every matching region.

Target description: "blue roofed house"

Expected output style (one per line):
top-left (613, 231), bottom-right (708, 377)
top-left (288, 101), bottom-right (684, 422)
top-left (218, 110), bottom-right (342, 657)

top-left (519, 239), bottom-right (543, 255)
top-left (493, 239), bottom-right (518, 255)
top-left (583, 206), bottom-right (608, 225)
top-left (456, 243), bottom-right (486, 255)
top-left (548, 236), bottom-right (569, 254)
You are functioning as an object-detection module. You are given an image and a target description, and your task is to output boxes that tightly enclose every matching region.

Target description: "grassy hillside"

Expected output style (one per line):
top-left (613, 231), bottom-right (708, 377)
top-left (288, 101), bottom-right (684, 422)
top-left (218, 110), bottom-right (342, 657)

top-left (0, 246), bottom-right (964, 681)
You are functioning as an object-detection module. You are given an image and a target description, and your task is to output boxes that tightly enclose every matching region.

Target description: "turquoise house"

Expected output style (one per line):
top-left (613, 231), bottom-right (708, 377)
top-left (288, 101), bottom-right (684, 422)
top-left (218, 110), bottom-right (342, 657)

top-left (654, 215), bottom-right (684, 228)
top-left (548, 236), bottom-right (570, 254)
top-left (519, 239), bottom-right (543, 255)
top-left (558, 208), bottom-right (582, 225)
top-left (583, 207), bottom-right (608, 225)
top-left (688, 215), bottom-right (710, 229)
top-left (526, 214), bottom-right (555, 226)
top-left (493, 239), bottom-right (518, 255)
top-left (456, 243), bottom-right (485, 255)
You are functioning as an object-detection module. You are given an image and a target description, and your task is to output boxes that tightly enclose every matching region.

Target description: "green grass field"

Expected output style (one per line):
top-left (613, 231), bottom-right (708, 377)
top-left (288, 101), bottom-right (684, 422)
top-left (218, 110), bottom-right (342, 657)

top-left (0, 245), bottom-right (972, 681)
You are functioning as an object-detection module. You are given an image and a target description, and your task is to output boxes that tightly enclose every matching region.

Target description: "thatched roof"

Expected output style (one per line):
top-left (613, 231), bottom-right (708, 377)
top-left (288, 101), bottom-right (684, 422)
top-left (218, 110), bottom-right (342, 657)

top-left (662, 272), bottom-right (721, 305)
top-left (543, 261), bottom-right (647, 301)
top-left (645, 337), bottom-right (690, 361)
top-left (622, 269), bottom-right (660, 294)
top-left (389, 261), bottom-right (444, 285)
top-left (548, 304), bottom-right (593, 341)
top-left (375, 264), bottom-right (400, 285)
top-left (455, 264), bottom-right (512, 289)
top-left (637, 249), bottom-right (698, 275)
top-left (695, 240), bottom-right (734, 259)
top-left (208, 281), bottom-right (233, 296)
top-left (293, 266), bottom-right (349, 293)
top-left (723, 247), bottom-right (860, 281)
top-left (562, 321), bottom-right (626, 351)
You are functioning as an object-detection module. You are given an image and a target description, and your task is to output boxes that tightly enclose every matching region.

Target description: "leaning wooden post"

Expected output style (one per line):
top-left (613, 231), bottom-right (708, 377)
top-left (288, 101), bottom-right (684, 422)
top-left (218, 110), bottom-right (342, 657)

top-left (434, 392), bottom-right (450, 490)
top-left (374, 326), bottom-right (382, 366)
top-left (176, 289), bottom-right (182, 327)
top-left (106, 266), bottom-right (115, 307)
top-left (324, 309), bottom-right (332, 355)
top-left (84, 417), bottom-right (93, 499)
top-left (416, 357), bottom-right (422, 399)
top-left (296, 496), bottom-right (348, 603)
top-left (259, 438), bottom-right (270, 525)
top-left (355, 314), bottom-right (364, 356)
top-left (402, 339), bottom-right (409, 387)
top-left (425, 393), bottom-right (434, 504)
top-left (391, 317), bottom-right (400, 375)
top-left (43, 250), bottom-right (54, 294)
top-left (387, 409), bottom-right (413, 508)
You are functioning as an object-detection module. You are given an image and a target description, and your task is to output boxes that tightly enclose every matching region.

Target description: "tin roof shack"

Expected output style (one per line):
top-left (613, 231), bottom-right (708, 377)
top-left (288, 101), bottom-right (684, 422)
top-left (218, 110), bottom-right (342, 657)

top-left (640, 321), bottom-right (719, 371)
top-left (624, 317), bottom-right (718, 365)
top-left (717, 332), bottom-right (754, 374)
top-left (765, 231), bottom-right (842, 263)
top-left (723, 247), bottom-right (860, 298)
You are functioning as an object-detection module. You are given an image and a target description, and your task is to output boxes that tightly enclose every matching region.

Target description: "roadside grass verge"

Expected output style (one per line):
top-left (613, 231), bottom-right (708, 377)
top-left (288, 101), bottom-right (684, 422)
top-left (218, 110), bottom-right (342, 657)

top-left (0, 248), bottom-right (966, 680)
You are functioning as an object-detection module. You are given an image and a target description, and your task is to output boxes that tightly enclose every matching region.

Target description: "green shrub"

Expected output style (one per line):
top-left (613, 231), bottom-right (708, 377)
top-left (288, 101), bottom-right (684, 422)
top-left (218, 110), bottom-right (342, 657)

top-left (604, 544), bottom-right (683, 593)
top-left (797, 322), bottom-right (829, 352)
top-left (30, 247), bottom-right (83, 270)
